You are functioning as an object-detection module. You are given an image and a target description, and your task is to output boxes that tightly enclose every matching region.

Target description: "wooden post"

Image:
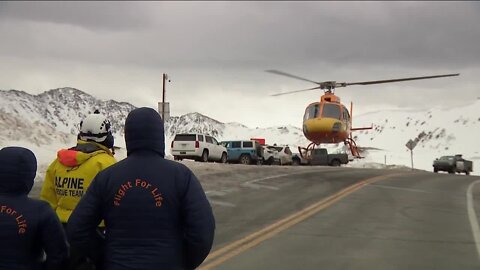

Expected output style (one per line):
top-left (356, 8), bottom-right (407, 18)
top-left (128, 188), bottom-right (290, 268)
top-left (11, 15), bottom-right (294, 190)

top-left (162, 73), bottom-right (166, 121)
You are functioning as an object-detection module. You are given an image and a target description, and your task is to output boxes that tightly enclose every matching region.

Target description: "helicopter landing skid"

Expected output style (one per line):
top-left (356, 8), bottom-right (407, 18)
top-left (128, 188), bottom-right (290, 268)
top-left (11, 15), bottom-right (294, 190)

top-left (298, 140), bottom-right (363, 160)
top-left (344, 138), bottom-right (363, 158)
top-left (298, 142), bottom-right (318, 160)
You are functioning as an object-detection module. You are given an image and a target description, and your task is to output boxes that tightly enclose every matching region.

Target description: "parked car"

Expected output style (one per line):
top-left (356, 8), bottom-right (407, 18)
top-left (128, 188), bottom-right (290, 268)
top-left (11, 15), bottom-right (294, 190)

top-left (262, 145), bottom-right (280, 165)
top-left (433, 154), bottom-right (473, 175)
top-left (291, 153), bottom-right (309, 165)
top-left (171, 133), bottom-right (227, 163)
top-left (221, 140), bottom-right (263, 165)
top-left (267, 145), bottom-right (293, 165)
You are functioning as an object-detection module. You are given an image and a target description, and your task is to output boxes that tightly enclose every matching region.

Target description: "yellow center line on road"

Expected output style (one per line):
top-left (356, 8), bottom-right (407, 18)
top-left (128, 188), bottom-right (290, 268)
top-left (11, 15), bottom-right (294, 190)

top-left (199, 172), bottom-right (411, 270)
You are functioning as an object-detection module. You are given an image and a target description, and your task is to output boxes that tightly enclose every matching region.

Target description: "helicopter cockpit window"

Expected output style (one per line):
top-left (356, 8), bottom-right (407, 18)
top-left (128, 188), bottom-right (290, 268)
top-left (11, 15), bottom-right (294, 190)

top-left (343, 107), bottom-right (350, 121)
top-left (304, 104), bottom-right (319, 121)
top-left (322, 103), bottom-right (341, 119)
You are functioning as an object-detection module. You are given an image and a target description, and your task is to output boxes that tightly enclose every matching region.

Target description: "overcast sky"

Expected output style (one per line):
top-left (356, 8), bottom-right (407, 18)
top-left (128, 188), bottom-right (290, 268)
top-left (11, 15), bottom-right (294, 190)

top-left (0, 1), bottom-right (479, 128)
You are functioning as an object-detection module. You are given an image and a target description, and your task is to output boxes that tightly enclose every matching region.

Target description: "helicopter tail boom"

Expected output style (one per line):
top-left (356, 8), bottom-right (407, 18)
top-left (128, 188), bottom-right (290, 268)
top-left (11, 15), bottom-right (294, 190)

top-left (351, 127), bottom-right (373, 131)
top-left (350, 102), bottom-right (372, 132)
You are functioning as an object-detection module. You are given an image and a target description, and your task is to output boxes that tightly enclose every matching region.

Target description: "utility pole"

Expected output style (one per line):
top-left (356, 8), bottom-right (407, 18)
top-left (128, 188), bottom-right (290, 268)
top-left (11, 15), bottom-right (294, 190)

top-left (159, 73), bottom-right (171, 123)
top-left (162, 73), bottom-right (167, 121)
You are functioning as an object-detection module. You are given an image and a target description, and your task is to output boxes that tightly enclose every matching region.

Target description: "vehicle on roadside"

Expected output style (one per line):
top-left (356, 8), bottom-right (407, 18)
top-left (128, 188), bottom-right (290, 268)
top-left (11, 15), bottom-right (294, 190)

top-left (171, 133), bottom-right (227, 163)
top-left (292, 153), bottom-right (309, 165)
top-left (267, 145), bottom-right (293, 165)
top-left (296, 148), bottom-right (349, 166)
top-left (262, 145), bottom-right (280, 165)
top-left (220, 140), bottom-right (263, 165)
top-left (433, 154), bottom-right (473, 175)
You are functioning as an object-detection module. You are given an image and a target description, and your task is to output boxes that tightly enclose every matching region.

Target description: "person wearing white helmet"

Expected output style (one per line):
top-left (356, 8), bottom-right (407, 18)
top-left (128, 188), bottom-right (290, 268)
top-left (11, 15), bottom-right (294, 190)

top-left (40, 109), bottom-right (117, 270)
top-left (79, 110), bottom-right (115, 150)
top-left (68, 107), bottom-right (215, 270)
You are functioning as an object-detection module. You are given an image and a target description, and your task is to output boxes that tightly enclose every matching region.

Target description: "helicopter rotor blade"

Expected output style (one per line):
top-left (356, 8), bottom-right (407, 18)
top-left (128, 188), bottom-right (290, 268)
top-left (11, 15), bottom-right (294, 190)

top-left (271, 86), bottom-right (322, 97)
top-left (342, 73), bottom-right (460, 87)
top-left (266, 70), bottom-right (322, 85)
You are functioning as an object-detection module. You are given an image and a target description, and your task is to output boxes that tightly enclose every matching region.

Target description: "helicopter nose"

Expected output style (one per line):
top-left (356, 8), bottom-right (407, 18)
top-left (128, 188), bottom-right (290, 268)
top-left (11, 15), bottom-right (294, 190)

top-left (304, 118), bottom-right (343, 133)
top-left (332, 122), bottom-right (342, 132)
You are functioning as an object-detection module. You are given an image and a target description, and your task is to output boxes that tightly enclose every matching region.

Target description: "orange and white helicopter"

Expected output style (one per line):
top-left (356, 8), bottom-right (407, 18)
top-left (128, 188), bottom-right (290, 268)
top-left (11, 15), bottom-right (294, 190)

top-left (267, 70), bottom-right (459, 158)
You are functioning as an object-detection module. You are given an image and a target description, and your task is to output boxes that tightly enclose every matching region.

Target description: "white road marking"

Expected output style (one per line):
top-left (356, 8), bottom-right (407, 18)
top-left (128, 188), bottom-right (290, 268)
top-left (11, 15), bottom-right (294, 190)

top-left (368, 184), bottom-right (433, 194)
top-left (467, 180), bottom-right (480, 260)
top-left (208, 199), bottom-right (236, 208)
top-left (244, 170), bottom-right (321, 185)
top-left (207, 169), bottom-right (328, 206)
top-left (205, 188), bottom-right (240, 197)
top-left (242, 183), bottom-right (279, 190)
top-left (244, 173), bottom-right (294, 185)
top-left (242, 171), bottom-right (320, 191)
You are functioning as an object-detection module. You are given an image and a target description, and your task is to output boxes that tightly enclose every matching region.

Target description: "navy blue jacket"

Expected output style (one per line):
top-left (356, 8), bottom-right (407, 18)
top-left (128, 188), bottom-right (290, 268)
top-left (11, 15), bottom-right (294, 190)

top-left (68, 107), bottom-right (215, 270)
top-left (0, 147), bottom-right (68, 270)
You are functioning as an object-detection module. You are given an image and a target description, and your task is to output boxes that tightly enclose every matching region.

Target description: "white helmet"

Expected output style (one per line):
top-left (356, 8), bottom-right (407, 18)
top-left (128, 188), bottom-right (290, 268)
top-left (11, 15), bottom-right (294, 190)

top-left (79, 112), bottom-right (112, 143)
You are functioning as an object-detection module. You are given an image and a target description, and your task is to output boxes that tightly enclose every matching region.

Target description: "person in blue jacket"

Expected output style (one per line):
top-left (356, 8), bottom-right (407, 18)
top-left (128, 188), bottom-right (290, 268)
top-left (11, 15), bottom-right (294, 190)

top-left (0, 146), bottom-right (68, 270)
top-left (67, 107), bottom-right (216, 270)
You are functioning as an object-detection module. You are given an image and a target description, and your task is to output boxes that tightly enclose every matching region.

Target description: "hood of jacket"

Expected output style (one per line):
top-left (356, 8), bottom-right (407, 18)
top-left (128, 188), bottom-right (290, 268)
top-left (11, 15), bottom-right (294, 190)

top-left (57, 140), bottom-right (113, 167)
top-left (0, 147), bottom-right (36, 195)
top-left (125, 107), bottom-right (165, 157)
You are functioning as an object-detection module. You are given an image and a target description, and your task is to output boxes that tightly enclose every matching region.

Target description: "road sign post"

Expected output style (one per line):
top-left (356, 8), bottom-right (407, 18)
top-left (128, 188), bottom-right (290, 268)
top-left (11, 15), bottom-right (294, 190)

top-left (405, 139), bottom-right (417, 171)
top-left (410, 149), bottom-right (413, 170)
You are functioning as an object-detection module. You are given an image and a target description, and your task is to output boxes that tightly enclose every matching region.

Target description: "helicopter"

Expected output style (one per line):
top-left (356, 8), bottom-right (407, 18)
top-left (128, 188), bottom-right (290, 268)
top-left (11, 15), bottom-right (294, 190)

top-left (266, 70), bottom-right (460, 159)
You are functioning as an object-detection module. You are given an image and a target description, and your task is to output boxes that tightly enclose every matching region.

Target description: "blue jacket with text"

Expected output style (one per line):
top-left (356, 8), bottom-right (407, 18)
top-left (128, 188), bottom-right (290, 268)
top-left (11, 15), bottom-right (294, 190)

top-left (0, 147), bottom-right (68, 270)
top-left (67, 107), bottom-right (215, 270)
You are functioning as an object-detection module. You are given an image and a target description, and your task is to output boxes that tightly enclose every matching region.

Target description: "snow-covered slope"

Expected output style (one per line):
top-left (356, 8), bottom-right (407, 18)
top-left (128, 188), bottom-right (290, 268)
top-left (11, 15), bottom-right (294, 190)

top-left (0, 87), bottom-right (137, 180)
top-left (163, 116), bottom-right (311, 158)
top-left (163, 112), bottom-right (310, 150)
top-left (0, 88), bottom-right (135, 142)
top-left (1, 87), bottom-right (478, 179)
top-left (350, 100), bottom-right (480, 175)
top-left (0, 88), bottom-right (310, 181)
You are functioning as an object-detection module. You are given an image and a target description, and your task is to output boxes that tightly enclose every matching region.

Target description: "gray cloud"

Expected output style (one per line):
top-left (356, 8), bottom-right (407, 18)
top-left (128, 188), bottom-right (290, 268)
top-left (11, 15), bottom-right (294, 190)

top-left (0, 1), bottom-right (158, 31)
top-left (2, 2), bottom-right (479, 68)
top-left (0, 1), bottom-right (479, 127)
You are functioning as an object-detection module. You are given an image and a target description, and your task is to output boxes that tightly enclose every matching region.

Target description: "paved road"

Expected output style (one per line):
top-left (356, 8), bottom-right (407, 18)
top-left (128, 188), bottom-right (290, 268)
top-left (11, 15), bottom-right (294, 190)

top-left (31, 166), bottom-right (480, 269)
top-left (205, 167), bottom-right (390, 249)
top-left (200, 169), bottom-right (480, 270)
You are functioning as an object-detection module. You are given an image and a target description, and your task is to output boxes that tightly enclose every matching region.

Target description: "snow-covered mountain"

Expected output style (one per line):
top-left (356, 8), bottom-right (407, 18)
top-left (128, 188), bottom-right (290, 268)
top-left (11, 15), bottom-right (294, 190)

top-left (0, 87), bottom-right (135, 144)
top-left (0, 87), bottom-right (478, 178)
top-left (165, 112), bottom-right (309, 151)
top-left (0, 87), bottom-right (309, 147)
top-left (349, 100), bottom-right (480, 175)
top-left (0, 88), bottom-right (309, 180)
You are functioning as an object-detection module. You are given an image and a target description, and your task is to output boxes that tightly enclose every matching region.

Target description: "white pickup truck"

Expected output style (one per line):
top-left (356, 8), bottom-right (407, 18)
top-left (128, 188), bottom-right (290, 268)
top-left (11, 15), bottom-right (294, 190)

top-left (171, 133), bottom-right (228, 163)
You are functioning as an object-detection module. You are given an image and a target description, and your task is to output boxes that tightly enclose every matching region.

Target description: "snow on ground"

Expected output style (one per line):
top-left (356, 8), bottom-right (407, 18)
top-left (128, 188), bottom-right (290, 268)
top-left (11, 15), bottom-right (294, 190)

top-left (28, 147), bottom-right (323, 199)
top-left (346, 148), bottom-right (478, 176)
top-left (3, 139), bottom-right (76, 182)
top-left (351, 100), bottom-right (480, 176)
top-left (3, 96), bottom-right (479, 181)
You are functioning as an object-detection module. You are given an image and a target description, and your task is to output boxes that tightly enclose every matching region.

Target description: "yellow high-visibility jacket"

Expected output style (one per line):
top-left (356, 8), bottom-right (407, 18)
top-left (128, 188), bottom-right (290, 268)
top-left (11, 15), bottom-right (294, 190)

top-left (40, 140), bottom-right (116, 223)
